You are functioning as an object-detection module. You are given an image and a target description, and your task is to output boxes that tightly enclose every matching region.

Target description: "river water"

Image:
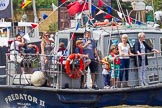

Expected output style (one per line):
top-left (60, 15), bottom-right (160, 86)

top-left (105, 105), bottom-right (162, 108)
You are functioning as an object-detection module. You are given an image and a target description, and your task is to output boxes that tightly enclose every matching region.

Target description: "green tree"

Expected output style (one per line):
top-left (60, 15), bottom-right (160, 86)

top-left (145, 0), bottom-right (162, 11)
top-left (48, 22), bottom-right (58, 32)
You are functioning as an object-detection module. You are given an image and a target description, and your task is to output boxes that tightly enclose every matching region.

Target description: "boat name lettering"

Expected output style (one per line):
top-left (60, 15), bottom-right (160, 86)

top-left (4, 93), bottom-right (45, 107)
top-left (146, 67), bottom-right (162, 71)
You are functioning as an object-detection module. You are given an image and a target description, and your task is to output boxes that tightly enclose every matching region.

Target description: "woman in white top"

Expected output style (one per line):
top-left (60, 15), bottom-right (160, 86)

top-left (118, 34), bottom-right (134, 87)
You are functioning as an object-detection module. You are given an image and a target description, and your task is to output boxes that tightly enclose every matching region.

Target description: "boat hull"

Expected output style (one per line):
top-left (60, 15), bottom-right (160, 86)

top-left (0, 85), bottom-right (162, 108)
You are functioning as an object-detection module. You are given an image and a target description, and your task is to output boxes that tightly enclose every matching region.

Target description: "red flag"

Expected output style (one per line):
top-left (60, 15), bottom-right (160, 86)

top-left (67, 0), bottom-right (88, 16)
top-left (104, 14), bottom-right (112, 19)
top-left (127, 17), bottom-right (133, 24)
top-left (61, 0), bottom-right (66, 3)
top-left (71, 33), bottom-right (75, 40)
top-left (98, 0), bottom-right (103, 7)
top-left (31, 24), bottom-right (38, 28)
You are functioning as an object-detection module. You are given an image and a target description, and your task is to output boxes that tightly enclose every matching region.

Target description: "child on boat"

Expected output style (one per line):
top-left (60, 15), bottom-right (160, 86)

top-left (101, 55), bottom-right (111, 89)
top-left (75, 40), bottom-right (91, 88)
top-left (108, 45), bottom-right (120, 88)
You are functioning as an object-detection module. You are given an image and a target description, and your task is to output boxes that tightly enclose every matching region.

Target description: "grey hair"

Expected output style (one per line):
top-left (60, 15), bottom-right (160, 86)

top-left (138, 32), bottom-right (145, 38)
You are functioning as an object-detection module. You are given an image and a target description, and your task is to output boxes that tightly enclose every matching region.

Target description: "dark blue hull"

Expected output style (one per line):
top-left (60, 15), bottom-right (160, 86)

top-left (0, 84), bottom-right (162, 108)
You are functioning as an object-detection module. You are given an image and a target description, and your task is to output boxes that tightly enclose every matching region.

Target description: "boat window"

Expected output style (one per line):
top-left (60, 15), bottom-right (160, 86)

top-left (0, 28), bottom-right (7, 37)
top-left (11, 26), bottom-right (34, 38)
top-left (103, 36), bottom-right (120, 56)
top-left (145, 38), bottom-right (154, 57)
top-left (70, 33), bottom-right (84, 53)
top-left (160, 38), bottom-right (162, 56)
top-left (59, 38), bottom-right (68, 48)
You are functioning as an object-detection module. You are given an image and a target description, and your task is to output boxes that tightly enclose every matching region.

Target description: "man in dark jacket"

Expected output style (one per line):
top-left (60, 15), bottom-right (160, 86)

top-left (134, 32), bottom-right (160, 86)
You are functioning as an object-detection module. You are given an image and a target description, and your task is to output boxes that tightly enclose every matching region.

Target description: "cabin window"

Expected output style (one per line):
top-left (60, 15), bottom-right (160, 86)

top-left (103, 36), bottom-right (120, 56)
top-left (160, 38), bottom-right (162, 56)
top-left (70, 33), bottom-right (84, 53)
top-left (145, 38), bottom-right (154, 57)
top-left (59, 38), bottom-right (68, 48)
top-left (0, 28), bottom-right (7, 37)
top-left (13, 26), bottom-right (34, 38)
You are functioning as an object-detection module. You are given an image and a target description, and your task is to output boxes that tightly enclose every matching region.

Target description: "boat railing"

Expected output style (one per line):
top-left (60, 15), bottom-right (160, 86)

top-left (5, 52), bottom-right (162, 89)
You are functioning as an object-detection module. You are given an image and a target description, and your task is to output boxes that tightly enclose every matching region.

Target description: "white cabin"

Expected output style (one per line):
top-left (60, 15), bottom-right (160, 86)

top-left (0, 21), bottom-right (40, 47)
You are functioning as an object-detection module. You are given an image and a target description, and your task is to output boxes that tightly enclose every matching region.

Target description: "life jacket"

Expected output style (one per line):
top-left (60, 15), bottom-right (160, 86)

top-left (110, 53), bottom-right (120, 65)
top-left (101, 56), bottom-right (111, 70)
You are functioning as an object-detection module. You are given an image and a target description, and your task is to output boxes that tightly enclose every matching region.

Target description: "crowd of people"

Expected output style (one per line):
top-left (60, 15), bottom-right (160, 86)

top-left (9, 31), bottom-right (160, 89)
top-left (101, 33), bottom-right (160, 89)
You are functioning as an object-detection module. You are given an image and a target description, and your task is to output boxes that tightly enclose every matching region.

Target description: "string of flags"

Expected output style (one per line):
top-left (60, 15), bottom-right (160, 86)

top-left (21, 0), bottom-right (32, 9)
top-left (0, 0), bottom-right (147, 42)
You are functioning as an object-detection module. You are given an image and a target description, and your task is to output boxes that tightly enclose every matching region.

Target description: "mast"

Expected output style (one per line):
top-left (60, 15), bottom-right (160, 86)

top-left (32, 0), bottom-right (39, 37)
top-left (88, 0), bottom-right (91, 15)
top-left (32, 0), bottom-right (38, 23)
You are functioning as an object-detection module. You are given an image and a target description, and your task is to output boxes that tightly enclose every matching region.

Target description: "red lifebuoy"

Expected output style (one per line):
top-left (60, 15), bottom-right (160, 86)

top-left (33, 45), bottom-right (39, 54)
top-left (65, 53), bottom-right (84, 79)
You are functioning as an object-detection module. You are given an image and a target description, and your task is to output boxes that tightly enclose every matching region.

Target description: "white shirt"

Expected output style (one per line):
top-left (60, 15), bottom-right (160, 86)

top-left (10, 41), bottom-right (21, 62)
top-left (118, 43), bottom-right (130, 59)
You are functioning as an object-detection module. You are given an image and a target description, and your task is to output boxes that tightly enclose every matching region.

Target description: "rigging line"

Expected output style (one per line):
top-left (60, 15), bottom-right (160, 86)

top-left (22, 1), bottom-right (68, 38)
top-left (116, 0), bottom-right (127, 23)
top-left (101, 1), bottom-right (147, 25)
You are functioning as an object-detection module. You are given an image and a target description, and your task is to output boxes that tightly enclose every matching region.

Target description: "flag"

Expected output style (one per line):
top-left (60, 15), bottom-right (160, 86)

top-left (21, 0), bottom-right (32, 9)
top-left (137, 21), bottom-right (142, 25)
top-left (104, 14), bottom-right (112, 19)
top-left (42, 13), bottom-right (48, 19)
top-left (96, 10), bottom-right (104, 15)
top-left (98, 0), bottom-right (103, 7)
top-left (23, 33), bottom-right (30, 41)
top-left (91, 5), bottom-right (96, 13)
top-left (107, 6), bottom-right (112, 14)
top-left (0, 0), bottom-right (11, 18)
top-left (31, 23), bottom-right (38, 28)
top-left (117, 11), bottom-right (123, 19)
top-left (76, 13), bottom-right (82, 19)
top-left (114, 18), bottom-right (121, 22)
top-left (67, 0), bottom-right (89, 16)
top-left (75, 20), bottom-right (80, 31)
top-left (71, 33), bottom-right (75, 40)
top-left (52, 3), bottom-right (57, 11)
top-left (127, 17), bottom-right (133, 24)
top-left (61, 0), bottom-right (66, 3)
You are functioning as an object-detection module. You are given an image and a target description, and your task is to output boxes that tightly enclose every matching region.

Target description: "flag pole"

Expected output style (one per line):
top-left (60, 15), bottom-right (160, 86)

top-left (32, 0), bottom-right (38, 23)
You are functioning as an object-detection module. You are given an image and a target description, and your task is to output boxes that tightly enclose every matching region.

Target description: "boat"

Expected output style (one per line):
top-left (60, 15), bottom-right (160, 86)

top-left (0, 24), bottom-right (162, 108)
top-left (1, 0), bottom-right (162, 108)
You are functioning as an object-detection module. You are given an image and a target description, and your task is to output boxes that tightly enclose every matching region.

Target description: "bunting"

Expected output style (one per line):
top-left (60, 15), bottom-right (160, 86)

top-left (52, 3), bottom-right (57, 11)
top-left (104, 14), bottom-right (112, 19)
top-left (137, 21), bottom-right (142, 25)
top-left (75, 20), bottom-right (80, 31)
top-left (71, 33), bottom-right (75, 40)
top-left (98, 0), bottom-right (103, 8)
top-left (23, 33), bottom-right (30, 41)
top-left (42, 13), bottom-right (48, 19)
top-left (91, 5), bottom-right (96, 13)
top-left (21, 0), bottom-right (32, 9)
top-left (117, 11), bottom-right (123, 19)
top-left (61, 0), bottom-right (66, 3)
top-left (67, 0), bottom-right (88, 16)
top-left (107, 6), bottom-right (112, 14)
top-left (96, 10), bottom-right (105, 15)
top-left (31, 24), bottom-right (38, 29)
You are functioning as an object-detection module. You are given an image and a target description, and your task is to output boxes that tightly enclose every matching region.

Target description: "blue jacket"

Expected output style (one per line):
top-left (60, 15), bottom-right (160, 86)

top-left (134, 39), bottom-right (153, 66)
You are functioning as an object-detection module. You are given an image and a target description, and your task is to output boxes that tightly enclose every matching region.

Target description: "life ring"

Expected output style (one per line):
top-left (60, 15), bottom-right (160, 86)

top-left (33, 45), bottom-right (39, 54)
top-left (65, 53), bottom-right (84, 79)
